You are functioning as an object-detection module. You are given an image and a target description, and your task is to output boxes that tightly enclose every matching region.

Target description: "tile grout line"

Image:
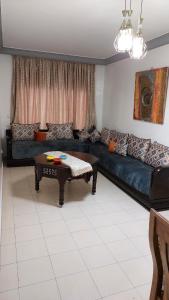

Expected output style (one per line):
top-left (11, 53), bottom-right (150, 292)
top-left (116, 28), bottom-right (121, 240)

top-left (0, 170), bottom-right (45, 297)
top-left (13, 172), bottom-right (34, 300)
top-left (32, 177), bottom-right (103, 299)
top-left (0, 278), bottom-right (65, 295)
top-left (31, 177), bottom-right (63, 300)
top-left (69, 201), bottom-right (151, 297)
top-left (14, 171), bottom-right (56, 297)
top-left (8, 172), bottom-right (20, 300)
top-left (0, 167), bottom-right (152, 299)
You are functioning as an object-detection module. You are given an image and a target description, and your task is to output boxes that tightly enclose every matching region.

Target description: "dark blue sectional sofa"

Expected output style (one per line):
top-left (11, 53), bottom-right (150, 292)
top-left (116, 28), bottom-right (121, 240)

top-left (6, 129), bottom-right (169, 210)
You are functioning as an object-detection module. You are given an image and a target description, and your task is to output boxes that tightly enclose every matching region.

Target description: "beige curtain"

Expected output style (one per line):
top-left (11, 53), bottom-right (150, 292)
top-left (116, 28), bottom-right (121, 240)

top-left (11, 56), bottom-right (95, 129)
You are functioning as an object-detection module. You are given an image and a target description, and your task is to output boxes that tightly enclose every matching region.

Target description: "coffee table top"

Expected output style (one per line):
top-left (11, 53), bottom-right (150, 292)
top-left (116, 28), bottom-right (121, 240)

top-left (34, 151), bottom-right (98, 169)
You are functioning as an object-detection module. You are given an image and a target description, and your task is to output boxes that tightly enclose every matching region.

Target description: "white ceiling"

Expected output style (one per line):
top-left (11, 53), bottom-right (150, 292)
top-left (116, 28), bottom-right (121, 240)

top-left (1, 0), bottom-right (169, 59)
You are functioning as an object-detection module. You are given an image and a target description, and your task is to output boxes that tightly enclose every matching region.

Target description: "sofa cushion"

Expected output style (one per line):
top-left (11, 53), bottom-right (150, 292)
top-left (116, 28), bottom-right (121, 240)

top-left (89, 142), bottom-right (107, 159)
top-left (101, 152), bottom-right (153, 195)
top-left (115, 132), bottom-right (128, 156)
top-left (89, 143), bottom-right (153, 195)
top-left (110, 130), bottom-right (117, 140)
top-left (145, 142), bottom-right (169, 167)
top-left (12, 123), bottom-right (40, 141)
top-left (47, 139), bottom-right (90, 152)
top-left (46, 131), bottom-right (57, 140)
top-left (46, 123), bottom-right (74, 139)
top-left (12, 140), bottom-right (50, 159)
top-left (12, 139), bottom-right (90, 159)
top-left (78, 129), bottom-right (90, 141)
top-left (127, 134), bottom-right (151, 161)
top-left (101, 128), bottom-right (111, 145)
top-left (90, 129), bottom-right (101, 143)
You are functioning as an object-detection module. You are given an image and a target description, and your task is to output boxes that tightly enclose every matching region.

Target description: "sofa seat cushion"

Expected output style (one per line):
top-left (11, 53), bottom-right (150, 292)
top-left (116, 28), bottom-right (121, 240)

top-left (12, 139), bottom-right (90, 159)
top-left (89, 142), bottom-right (108, 158)
top-left (101, 153), bottom-right (153, 195)
top-left (48, 139), bottom-right (90, 152)
top-left (89, 143), bottom-right (153, 196)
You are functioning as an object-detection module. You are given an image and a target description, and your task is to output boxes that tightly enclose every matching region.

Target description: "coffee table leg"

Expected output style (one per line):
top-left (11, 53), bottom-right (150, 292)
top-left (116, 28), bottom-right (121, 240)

top-left (35, 166), bottom-right (40, 191)
top-left (92, 166), bottom-right (97, 195)
top-left (85, 173), bottom-right (91, 183)
top-left (58, 179), bottom-right (66, 207)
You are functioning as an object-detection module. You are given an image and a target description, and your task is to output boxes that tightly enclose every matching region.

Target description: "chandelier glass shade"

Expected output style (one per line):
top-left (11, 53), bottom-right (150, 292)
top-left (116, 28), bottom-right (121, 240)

top-left (129, 21), bottom-right (147, 59)
top-left (114, 10), bottom-right (133, 52)
top-left (114, 0), bottom-right (147, 60)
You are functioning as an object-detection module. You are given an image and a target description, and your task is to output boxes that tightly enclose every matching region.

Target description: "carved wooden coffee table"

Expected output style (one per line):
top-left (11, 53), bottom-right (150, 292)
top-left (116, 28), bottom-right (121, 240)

top-left (34, 151), bottom-right (98, 207)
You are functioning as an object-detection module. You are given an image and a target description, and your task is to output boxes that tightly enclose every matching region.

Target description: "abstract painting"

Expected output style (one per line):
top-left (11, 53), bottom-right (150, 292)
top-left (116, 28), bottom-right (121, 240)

top-left (134, 67), bottom-right (169, 124)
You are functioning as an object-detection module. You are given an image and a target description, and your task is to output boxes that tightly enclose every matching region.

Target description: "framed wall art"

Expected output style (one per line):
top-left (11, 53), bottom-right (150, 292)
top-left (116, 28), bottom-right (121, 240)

top-left (133, 67), bottom-right (169, 124)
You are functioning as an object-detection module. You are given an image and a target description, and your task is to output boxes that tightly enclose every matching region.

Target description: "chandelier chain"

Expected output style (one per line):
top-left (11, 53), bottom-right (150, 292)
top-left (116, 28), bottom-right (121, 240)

top-left (140, 0), bottom-right (144, 20)
top-left (124, 0), bottom-right (126, 11)
top-left (114, 0), bottom-right (147, 59)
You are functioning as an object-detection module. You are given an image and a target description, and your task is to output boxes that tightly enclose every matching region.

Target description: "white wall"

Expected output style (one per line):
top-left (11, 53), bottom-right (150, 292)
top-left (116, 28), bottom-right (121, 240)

top-left (103, 44), bottom-right (169, 146)
top-left (0, 54), bottom-right (12, 151)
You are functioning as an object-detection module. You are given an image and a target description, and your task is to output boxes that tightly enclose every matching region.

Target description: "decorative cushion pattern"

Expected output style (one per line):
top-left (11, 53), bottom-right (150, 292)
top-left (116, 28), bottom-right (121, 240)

top-left (90, 129), bottom-right (101, 143)
top-left (47, 123), bottom-right (73, 139)
top-left (46, 123), bottom-right (58, 131)
top-left (127, 134), bottom-right (151, 161)
top-left (12, 123), bottom-right (40, 141)
top-left (88, 126), bottom-right (96, 134)
top-left (46, 131), bottom-right (57, 140)
top-left (101, 128), bottom-right (111, 145)
top-left (78, 130), bottom-right (90, 141)
top-left (115, 132), bottom-right (128, 156)
top-left (110, 130), bottom-right (117, 140)
top-left (145, 142), bottom-right (169, 167)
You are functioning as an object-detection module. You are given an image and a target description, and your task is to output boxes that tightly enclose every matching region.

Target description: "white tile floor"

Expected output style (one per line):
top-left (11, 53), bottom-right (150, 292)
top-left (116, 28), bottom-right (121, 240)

top-left (1, 166), bottom-right (168, 300)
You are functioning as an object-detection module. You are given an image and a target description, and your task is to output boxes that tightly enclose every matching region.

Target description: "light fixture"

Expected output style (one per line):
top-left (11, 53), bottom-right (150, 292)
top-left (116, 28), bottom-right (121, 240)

top-left (129, 0), bottom-right (147, 59)
top-left (114, 0), bottom-right (133, 53)
top-left (114, 0), bottom-right (147, 60)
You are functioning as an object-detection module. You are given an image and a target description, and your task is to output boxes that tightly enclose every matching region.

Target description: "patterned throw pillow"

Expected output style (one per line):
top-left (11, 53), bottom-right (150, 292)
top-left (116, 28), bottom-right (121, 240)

top-left (101, 128), bottom-right (111, 145)
top-left (88, 125), bottom-right (96, 134)
top-left (47, 123), bottom-right (73, 139)
top-left (46, 123), bottom-right (58, 132)
top-left (145, 142), bottom-right (169, 167)
top-left (12, 123), bottom-right (40, 141)
top-left (46, 131), bottom-right (57, 141)
top-left (78, 130), bottom-right (90, 141)
top-left (90, 129), bottom-right (101, 143)
top-left (115, 132), bottom-right (129, 156)
top-left (127, 134), bottom-right (151, 161)
top-left (110, 130), bottom-right (117, 140)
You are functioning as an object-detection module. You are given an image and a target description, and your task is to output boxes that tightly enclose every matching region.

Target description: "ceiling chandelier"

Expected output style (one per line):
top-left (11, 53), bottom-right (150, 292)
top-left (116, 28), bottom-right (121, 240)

top-left (114, 0), bottom-right (147, 60)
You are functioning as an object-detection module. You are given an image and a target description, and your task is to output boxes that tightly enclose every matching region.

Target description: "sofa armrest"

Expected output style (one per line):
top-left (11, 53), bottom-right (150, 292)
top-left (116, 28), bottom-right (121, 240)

top-left (6, 129), bottom-right (12, 160)
top-left (150, 166), bottom-right (169, 199)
